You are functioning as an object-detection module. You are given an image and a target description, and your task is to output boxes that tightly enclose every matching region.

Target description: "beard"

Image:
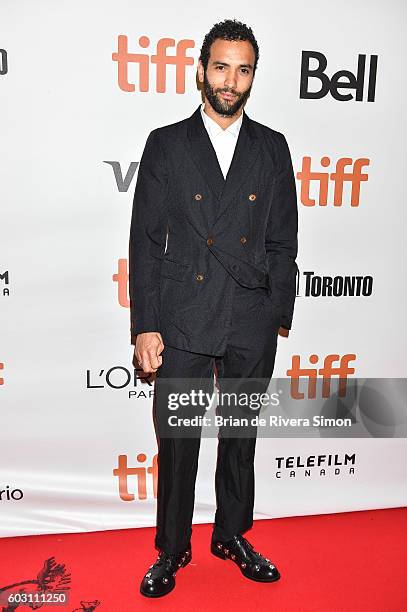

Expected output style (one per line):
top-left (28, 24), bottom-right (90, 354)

top-left (203, 72), bottom-right (252, 117)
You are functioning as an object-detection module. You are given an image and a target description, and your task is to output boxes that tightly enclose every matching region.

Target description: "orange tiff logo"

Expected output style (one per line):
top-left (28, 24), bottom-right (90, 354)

top-left (113, 453), bottom-right (158, 501)
top-left (296, 157), bottom-right (370, 206)
top-left (287, 354), bottom-right (356, 398)
top-left (0, 362), bottom-right (4, 385)
top-left (113, 258), bottom-right (129, 308)
top-left (112, 35), bottom-right (195, 93)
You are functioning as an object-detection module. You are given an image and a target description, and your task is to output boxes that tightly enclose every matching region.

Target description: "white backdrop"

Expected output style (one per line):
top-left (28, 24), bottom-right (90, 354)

top-left (1, 0), bottom-right (406, 537)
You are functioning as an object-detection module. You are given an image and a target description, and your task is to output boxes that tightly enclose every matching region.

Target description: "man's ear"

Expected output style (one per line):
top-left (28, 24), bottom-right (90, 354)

top-left (197, 60), bottom-right (204, 84)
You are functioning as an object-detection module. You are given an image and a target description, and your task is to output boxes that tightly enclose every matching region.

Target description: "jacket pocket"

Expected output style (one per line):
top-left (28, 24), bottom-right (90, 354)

top-left (160, 258), bottom-right (190, 281)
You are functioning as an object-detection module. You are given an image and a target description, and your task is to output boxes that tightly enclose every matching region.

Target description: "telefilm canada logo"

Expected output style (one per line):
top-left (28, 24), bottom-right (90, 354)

top-left (274, 452), bottom-right (356, 479)
top-left (86, 366), bottom-right (153, 398)
top-left (300, 51), bottom-right (378, 102)
top-left (112, 34), bottom-right (195, 93)
top-left (1, 270), bottom-right (10, 296)
top-left (298, 270), bottom-right (373, 297)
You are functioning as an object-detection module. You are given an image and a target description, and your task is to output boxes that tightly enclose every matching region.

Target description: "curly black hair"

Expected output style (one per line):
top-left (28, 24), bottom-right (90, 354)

top-left (199, 19), bottom-right (259, 73)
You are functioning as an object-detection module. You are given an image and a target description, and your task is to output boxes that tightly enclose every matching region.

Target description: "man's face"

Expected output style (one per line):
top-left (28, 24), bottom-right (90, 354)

top-left (198, 38), bottom-right (255, 117)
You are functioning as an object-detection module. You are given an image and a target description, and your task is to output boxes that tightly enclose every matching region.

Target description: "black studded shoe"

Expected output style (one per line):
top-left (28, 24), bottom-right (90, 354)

top-left (140, 543), bottom-right (192, 598)
top-left (211, 534), bottom-right (280, 583)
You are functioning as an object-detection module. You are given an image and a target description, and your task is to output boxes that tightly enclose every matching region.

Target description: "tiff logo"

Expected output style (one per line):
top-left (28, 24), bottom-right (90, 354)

top-left (112, 35), bottom-right (195, 93)
top-left (113, 259), bottom-right (129, 308)
top-left (0, 362), bottom-right (4, 386)
top-left (113, 453), bottom-right (158, 500)
top-left (300, 51), bottom-right (378, 102)
top-left (296, 157), bottom-right (369, 207)
top-left (287, 354), bottom-right (356, 399)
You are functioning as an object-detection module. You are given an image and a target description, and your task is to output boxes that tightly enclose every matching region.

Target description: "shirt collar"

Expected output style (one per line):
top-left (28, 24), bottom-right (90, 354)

top-left (200, 102), bottom-right (243, 139)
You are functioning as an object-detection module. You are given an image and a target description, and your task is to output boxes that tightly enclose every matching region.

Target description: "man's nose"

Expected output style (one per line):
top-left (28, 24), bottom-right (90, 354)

top-left (224, 70), bottom-right (238, 90)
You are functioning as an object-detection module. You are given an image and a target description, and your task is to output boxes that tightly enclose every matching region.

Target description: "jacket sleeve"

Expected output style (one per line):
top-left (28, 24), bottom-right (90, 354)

top-left (128, 129), bottom-right (169, 337)
top-left (265, 133), bottom-right (298, 330)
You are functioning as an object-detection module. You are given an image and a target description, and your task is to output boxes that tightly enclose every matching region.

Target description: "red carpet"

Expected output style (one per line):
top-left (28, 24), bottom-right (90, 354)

top-left (1, 508), bottom-right (406, 611)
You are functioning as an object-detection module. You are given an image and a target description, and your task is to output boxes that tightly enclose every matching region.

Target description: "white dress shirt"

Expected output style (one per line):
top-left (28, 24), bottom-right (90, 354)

top-left (200, 102), bottom-right (243, 179)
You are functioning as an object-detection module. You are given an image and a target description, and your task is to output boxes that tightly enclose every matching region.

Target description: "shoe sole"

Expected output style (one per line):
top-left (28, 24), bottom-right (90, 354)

top-left (140, 555), bottom-right (192, 598)
top-left (211, 546), bottom-right (281, 583)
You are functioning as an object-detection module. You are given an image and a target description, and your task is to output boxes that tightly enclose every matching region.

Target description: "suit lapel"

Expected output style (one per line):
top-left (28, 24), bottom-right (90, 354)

top-left (186, 106), bottom-right (225, 201)
top-left (185, 105), bottom-right (261, 226)
top-left (215, 111), bottom-right (260, 224)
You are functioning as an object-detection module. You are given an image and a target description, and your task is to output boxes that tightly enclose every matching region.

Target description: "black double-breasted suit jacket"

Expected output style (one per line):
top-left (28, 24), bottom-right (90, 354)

top-left (129, 104), bottom-right (298, 355)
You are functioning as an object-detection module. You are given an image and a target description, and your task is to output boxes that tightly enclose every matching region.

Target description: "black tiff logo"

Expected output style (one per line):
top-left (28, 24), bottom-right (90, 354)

top-left (0, 49), bottom-right (8, 75)
top-left (301, 271), bottom-right (373, 297)
top-left (300, 51), bottom-right (378, 102)
top-left (1, 270), bottom-right (9, 296)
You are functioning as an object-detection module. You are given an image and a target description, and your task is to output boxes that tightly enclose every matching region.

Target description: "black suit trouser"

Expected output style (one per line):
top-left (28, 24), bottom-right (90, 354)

top-left (153, 280), bottom-right (280, 554)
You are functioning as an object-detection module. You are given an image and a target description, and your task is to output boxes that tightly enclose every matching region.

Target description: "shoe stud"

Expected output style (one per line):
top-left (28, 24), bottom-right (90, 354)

top-left (217, 543), bottom-right (223, 550)
top-left (254, 564), bottom-right (260, 571)
top-left (147, 579), bottom-right (153, 585)
top-left (231, 554), bottom-right (236, 560)
top-left (241, 562), bottom-right (246, 568)
top-left (162, 577), bottom-right (169, 584)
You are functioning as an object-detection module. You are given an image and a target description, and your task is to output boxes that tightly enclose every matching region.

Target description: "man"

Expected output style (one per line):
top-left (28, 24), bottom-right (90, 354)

top-left (129, 19), bottom-right (298, 598)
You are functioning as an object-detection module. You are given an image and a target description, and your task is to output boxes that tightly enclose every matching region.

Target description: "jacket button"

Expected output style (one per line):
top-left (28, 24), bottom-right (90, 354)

top-left (196, 273), bottom-right (204, 282)
top-left (206, 238), bottom-right (214, 246)
top-left (194, 193), bottom-right (203, 201)
top-left (240, 236), bottom-right (247, 244)
top-left (248, 193), bottom-right (257, 201)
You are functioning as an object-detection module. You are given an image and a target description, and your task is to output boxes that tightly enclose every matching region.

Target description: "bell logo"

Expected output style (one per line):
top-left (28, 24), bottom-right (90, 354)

top-left (112, 35), bottom-right (195, 93)
top-left (287, 354), bottom-right (356, 399)
top-left (113, 453), bottom-right (158, 501)
top-left (296, 157), bottom-right (369, 207)
top-left (300, 51), bottom-right (378, 102)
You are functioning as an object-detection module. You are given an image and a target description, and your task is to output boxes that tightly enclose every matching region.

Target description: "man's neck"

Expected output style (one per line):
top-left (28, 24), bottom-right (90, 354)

top-left (202, 99), bottom-right (243, 130)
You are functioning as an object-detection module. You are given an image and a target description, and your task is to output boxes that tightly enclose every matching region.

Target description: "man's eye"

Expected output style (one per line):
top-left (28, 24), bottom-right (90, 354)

top-left (216, 65), bottom-right (224, 70)
top-left (241, 68), bottom-right (249, 74)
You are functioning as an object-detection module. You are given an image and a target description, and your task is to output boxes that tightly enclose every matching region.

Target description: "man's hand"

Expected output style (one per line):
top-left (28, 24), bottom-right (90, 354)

top-left (278, 326), bottom-right (289, 338)
top-left (135, 332), bottom-right (164, 373)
